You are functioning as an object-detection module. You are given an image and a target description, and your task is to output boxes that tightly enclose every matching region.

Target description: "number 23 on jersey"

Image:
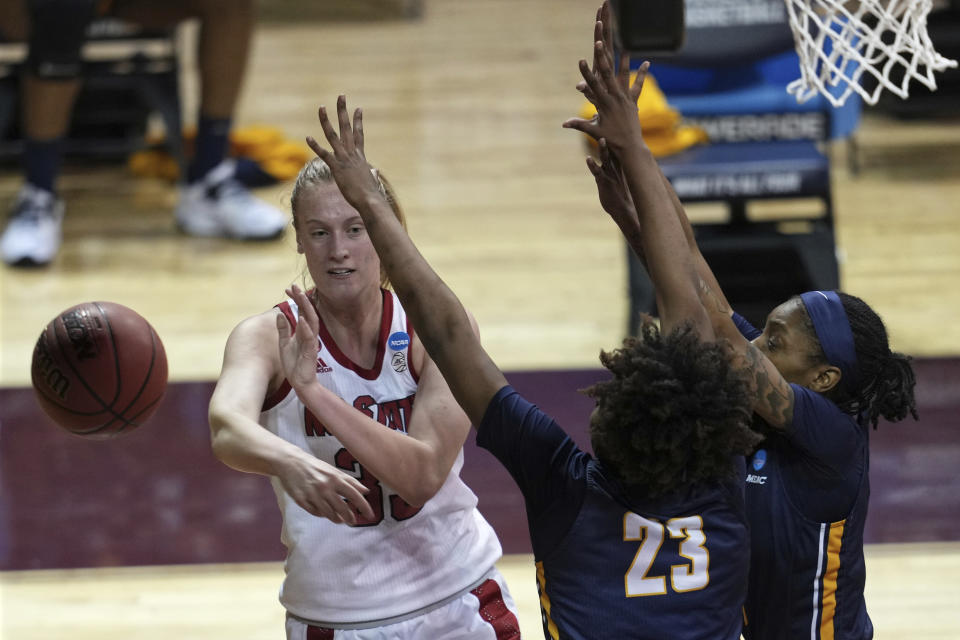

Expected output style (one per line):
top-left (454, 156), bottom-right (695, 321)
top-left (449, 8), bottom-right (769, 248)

top-left (623, 513), bottom-right (709, 596)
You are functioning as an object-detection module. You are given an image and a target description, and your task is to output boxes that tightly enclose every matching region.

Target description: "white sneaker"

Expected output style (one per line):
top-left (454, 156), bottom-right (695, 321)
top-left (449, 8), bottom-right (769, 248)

top-left (175, 160), bottom-right (287, 240)
top-left (1, 184), bottom-right (65, 267)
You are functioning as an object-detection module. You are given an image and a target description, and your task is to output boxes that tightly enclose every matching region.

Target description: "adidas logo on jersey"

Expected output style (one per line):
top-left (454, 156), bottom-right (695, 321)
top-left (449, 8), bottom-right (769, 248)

top-left (316, 355), bottom-right (333, 374)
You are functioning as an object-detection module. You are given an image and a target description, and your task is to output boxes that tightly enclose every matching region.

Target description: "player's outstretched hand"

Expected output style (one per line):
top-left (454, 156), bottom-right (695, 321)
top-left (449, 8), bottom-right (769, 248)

top-left (306, 95), bottom-right (384, 214)
top-left (587, 137), bottom-right (645, 260)
top-left (578, 2), bottom-right (641, 107)
top-left (276, 452), bottom-right (375, 526)
top-left (277, 284), bottom-right (323, 391)
top-left (563, 2), bottom-right (649, 155)
top-left (587, 138), bottom-right (634, 220)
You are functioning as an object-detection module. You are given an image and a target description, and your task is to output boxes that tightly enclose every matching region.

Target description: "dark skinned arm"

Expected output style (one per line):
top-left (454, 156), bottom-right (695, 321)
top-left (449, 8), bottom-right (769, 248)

top-left (305, 97), bottom-right (507, 426)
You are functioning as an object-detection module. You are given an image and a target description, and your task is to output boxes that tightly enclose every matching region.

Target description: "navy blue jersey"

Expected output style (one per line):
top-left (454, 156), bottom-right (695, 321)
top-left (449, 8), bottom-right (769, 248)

top-left (477, 386), bottom-right (749, 640)
top-left (734, 313), bottom-right (872, 640)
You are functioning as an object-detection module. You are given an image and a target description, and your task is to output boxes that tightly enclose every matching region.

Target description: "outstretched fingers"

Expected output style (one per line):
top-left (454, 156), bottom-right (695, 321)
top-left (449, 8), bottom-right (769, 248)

top-left (591, 5), bottom-right (603, 71)
top-left (354, 107), bottom-right (364, 155)
top-left (592, 19), bottom-right (605, 74)
top-left (286, 285), bottom-right (320, 334)
top-left (588, 138), bottom-right (619, 179)
top-left (597, 137), bottom-right (613, 166)
top-left (316, 105), bottom-right (342, 153)
top-left (578, 57), bottom-right (606, 105)
top-left (618, 53), bottom-right (632, 95)
top-left (305, 135), bottom-right (331, 164)
top-left (600, 2), bottom-right (615, 60)
top-left (561, 114), bottom-right (598, 136)
top-left (306, 105), bottom-right (342, 167)
top-left (630, 60), bottom-right (651, 102)
top-left (584, 137), bottom-right (607, 175)
top-left (577, 79), bottom-right (599, 106)
top-left (336, 95), bottom-right (354, 151)
top-left (304, 134), bottom-right (324, 156)
top-left (593, 39), bottom-right (616, 85)
top-left (565, 5), bottom-right (628, 139)
top-left (586, 154), bottom-right (602, 177)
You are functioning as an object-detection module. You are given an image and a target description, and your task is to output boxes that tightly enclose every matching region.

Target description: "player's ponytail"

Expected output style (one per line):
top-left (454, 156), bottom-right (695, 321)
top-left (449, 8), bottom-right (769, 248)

top-left (836, 292), bottom-right (918, 428)
top-left (866, 351), bottom-right (918, 426)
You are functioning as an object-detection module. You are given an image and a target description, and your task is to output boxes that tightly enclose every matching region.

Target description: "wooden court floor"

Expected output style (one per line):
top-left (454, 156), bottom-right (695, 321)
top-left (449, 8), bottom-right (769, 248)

top-left (1, 0), bottom-right (960, 637)
top-left (2, 545), bottom-right (960, 639)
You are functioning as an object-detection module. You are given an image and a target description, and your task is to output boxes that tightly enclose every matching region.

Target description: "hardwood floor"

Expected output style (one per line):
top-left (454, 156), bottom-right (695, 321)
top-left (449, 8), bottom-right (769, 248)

top-left (3, 545), bottom-right (960, 639)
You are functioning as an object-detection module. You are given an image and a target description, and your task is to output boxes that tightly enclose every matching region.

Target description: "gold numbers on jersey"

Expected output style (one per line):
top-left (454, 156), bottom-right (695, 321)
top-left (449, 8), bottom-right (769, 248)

top-left (623, 513), bottom-right (710, 597)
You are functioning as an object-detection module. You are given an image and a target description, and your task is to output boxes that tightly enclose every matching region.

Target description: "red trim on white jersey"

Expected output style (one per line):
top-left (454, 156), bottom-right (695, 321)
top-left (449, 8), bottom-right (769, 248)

top-left (262, 379), bottom-right (292, 412)
top-left (315, 289), bottom-right (392, 381)
top-left (406, 315), bottom-right (420, 383)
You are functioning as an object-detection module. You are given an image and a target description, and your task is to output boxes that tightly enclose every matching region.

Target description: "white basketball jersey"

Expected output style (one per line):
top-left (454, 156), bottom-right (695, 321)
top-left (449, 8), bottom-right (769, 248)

top-left (260, 289), bottom-right (503, 625)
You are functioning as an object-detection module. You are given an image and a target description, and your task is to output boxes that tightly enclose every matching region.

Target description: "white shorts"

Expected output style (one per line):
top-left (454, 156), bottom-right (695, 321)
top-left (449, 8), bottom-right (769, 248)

top-left (284, 568), bottom-right (521, 640)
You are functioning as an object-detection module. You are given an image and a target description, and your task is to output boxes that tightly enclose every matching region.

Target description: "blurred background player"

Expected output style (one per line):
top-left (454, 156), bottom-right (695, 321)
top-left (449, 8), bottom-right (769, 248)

top-left (0, 0), bottom-right (287, 267)
top-left (207, 157), bottom-right (519, 638)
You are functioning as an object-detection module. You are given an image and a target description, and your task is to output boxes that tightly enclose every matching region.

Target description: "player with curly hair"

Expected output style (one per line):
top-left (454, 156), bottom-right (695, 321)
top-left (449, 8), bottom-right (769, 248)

top-left (585, 320), bottom-right (760, 499)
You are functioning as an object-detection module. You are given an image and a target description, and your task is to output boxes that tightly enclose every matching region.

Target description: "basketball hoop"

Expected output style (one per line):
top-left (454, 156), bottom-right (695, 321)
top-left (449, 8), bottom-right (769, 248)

top-left (784, 0), bottom-right (958, 106)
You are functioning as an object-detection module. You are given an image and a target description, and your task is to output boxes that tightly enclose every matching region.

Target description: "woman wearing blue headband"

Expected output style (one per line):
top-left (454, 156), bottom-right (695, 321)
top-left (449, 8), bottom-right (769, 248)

top-left (566, 25), bottom-right (918, 640)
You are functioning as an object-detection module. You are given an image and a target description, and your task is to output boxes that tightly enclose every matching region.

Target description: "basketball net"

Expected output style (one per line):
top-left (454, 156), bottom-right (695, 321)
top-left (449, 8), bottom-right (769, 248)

top-left (784, 0), bottom-right (958, 106)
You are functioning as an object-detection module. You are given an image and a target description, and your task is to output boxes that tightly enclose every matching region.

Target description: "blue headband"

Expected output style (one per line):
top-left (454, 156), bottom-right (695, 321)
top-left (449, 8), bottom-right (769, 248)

top-left (799, 291), bottom-right (859, 393)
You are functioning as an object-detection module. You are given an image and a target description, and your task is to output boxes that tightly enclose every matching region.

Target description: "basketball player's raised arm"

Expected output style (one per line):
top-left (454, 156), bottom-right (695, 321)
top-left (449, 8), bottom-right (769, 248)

top-left (562, 7), bottom-right (711, 338)
top-left (573, 4), bottom-right (733, 326)
top-left (208, 312), bottom-right (374, 524)
top-left (566, 4), bottom-right (793, 426)
top-left (305, 97), bottom-right (507, 426)
top-left (586, 129), bottom-right (733, 332)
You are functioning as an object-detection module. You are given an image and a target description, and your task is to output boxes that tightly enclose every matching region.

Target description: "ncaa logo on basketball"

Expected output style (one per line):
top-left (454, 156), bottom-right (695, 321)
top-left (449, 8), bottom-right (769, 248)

top-left (752, 449), bottom-right (767, 471)
top-left (388, 331), bottom-right (410, 351)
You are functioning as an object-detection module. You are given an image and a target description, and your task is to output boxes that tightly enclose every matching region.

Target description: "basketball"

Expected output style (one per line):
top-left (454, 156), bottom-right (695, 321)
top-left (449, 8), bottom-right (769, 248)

top-left (30, 301), bottom-right (168, 438)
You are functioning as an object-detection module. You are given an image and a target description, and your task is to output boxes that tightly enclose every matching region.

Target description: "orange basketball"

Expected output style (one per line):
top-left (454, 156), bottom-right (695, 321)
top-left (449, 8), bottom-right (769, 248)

top-left (30, 301), bottom-right (168, 438)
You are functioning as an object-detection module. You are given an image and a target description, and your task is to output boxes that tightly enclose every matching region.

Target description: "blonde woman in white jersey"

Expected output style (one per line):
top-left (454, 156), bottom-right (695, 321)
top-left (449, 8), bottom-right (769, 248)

top-left (207, 157), bottom-right (520, 639)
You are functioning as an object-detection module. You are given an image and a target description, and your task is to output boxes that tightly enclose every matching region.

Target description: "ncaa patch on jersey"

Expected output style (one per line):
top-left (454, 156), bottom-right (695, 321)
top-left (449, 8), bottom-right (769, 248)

top-left (388, 331), bottom-right (410, 351)
top-left (752, 449), bottom-right (767, 471)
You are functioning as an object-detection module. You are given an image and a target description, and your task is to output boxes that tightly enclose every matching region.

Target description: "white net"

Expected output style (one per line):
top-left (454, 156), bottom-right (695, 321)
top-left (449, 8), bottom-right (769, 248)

top-left (785, 0), bottom-right (958, 106)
